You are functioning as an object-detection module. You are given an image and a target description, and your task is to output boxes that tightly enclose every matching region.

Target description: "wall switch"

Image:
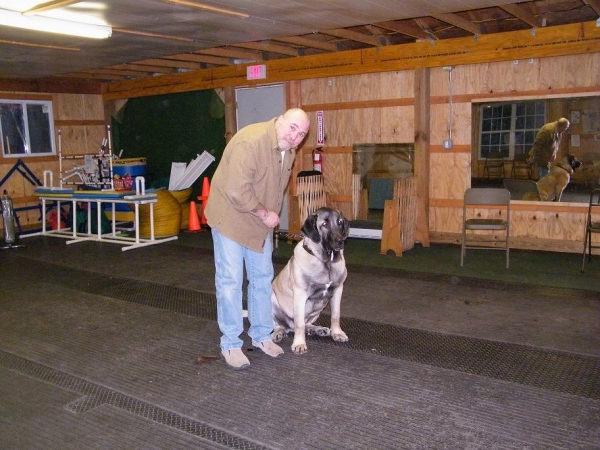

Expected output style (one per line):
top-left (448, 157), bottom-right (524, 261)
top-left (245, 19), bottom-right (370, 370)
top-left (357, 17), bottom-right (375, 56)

top-left (443, 139), bottom-right (453, 149)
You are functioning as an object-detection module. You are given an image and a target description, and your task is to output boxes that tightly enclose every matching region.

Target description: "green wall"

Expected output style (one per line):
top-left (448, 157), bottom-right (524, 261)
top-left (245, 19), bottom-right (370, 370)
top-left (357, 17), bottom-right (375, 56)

top-left (112, 89), bottom-right (225, 197)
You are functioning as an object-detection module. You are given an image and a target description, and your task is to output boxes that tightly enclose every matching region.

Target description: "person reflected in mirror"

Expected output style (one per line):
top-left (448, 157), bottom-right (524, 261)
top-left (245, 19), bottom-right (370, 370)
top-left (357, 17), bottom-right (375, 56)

top-left (204, 108), bottom-right (310, 370)
top-left (527, 117), bottom-right (570, 179)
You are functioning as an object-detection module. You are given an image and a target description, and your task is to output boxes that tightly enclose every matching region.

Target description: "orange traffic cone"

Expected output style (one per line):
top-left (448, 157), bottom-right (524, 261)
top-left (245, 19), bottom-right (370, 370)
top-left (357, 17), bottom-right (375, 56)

top-left (197, 177), bottom-right (210, 225)
top-left (186, 201), bottom-right (202, 233)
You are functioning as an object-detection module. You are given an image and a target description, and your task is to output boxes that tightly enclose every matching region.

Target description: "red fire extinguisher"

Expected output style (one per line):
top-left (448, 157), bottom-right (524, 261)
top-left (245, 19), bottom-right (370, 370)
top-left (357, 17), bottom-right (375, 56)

top-left (312, 147), bottom-right (323, 173)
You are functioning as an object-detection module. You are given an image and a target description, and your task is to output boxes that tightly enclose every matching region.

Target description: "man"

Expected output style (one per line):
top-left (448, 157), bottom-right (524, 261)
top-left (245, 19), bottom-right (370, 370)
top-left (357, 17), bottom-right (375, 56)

top-left (204, 108), bottom-right (310, 370)
top-left (527, 117), bottom-right (570, 179)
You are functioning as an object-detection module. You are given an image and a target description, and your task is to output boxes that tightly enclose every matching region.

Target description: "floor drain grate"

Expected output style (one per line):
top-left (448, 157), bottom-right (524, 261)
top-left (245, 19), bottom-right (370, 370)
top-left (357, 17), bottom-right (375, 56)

top-left (0, 350), bottom-right (269, 450)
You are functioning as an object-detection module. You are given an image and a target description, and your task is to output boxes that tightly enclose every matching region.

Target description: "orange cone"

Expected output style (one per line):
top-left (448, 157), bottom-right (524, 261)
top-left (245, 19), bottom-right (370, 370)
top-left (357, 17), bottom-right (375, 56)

top-left (197, 177), bottom-right (210, 225)
top-left (186, 201), bottom-right (202, 233)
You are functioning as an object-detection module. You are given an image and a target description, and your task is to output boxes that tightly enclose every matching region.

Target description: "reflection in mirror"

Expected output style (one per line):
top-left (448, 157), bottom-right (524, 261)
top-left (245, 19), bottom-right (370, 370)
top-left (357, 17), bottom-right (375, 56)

top-left (353, 143), bottom-right (414, 223)
top-left (472, 95), bottom-right (600, 203)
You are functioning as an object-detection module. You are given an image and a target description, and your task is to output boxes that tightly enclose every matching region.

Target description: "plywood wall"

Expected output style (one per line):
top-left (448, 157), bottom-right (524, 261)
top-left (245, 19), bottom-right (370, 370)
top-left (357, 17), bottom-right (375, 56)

top-left (301, 71), bottom-right (415, 217)
top-left (299, 52), bottom-right (600, 252)
top-left (1, 93), bottom-right (106, 231)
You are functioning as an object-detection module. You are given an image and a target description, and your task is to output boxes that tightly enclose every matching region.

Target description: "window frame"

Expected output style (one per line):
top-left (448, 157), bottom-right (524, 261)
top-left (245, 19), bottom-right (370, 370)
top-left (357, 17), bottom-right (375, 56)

top-left (478, 100), bottom-right (546, 160)
top-left (0, 98), bottom-right (56, 159)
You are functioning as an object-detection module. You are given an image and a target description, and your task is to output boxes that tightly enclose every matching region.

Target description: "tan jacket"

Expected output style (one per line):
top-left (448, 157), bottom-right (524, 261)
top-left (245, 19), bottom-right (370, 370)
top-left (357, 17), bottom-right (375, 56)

top-left (528, 121), bottom-right (562, 167)
top-left (205, 118), bottom-right (296, 252)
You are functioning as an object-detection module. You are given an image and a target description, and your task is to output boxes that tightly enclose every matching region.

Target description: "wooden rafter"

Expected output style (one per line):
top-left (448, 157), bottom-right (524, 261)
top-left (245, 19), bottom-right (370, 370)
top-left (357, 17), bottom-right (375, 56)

top-left (583, 0), bottom-right (600, 15)
top-left (375, 21), bottom-right (430, 40)
top-left (160, 0), bottom-right (248, 18)
top-left (194, 48), bottom-right (263, 61)
top-left (319, 28), bottom-right (383, 46)
top-left (499, 4), bottom-right (539, 27)
top-left (108, 64), bottom-right (174, 74)
top-left (114, 28), bottom-right (193, 42)
top-left (273, 36), bottom-right (338, 52)
top-left (166, 53), bottom-right (231, 66)
top-left (232, 41), bottom-right (299, 57)
top-left (134, 59), bottom-right (202, 70)
top-left (22, 0), bottom-right (80, 15)
top-left (432, 13), bottom-right (482, 35)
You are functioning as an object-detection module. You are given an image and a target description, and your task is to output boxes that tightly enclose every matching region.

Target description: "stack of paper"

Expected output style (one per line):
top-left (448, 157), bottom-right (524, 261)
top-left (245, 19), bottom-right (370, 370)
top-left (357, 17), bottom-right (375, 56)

top-left (168, 151), bottom-right (216, 191)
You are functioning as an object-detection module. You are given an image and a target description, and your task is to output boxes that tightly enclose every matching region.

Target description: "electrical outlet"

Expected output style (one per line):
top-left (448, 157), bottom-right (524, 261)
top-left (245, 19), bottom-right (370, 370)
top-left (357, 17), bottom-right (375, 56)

top-left (443, 139), bottom-right (453, 149)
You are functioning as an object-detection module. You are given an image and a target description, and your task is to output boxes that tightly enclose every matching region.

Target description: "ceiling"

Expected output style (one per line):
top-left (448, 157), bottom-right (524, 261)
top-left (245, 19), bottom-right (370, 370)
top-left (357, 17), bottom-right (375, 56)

top-left (0, 0), bottom-right (599, 85)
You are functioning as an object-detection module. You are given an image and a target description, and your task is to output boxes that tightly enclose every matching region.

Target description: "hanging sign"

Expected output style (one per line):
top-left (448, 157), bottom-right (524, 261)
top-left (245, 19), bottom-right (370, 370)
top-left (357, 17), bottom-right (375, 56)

top-left (316, 110), bottom-right (324, 146)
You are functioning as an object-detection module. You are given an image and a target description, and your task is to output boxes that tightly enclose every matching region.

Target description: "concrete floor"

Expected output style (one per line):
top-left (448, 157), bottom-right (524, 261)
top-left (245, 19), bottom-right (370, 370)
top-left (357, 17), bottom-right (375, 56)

top-left (0, 231), bottom-right (599, 449)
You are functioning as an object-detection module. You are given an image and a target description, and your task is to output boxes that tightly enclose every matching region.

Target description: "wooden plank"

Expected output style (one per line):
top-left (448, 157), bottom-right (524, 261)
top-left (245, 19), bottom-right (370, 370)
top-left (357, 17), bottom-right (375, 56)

top-left (303, 98), bottom-right (414, 111)
top-left (414, 67), bottom-right (430, 247)
top-left (103, 21), bottom-right (600, 100)
top-left (54, 120), bottom-right (105, 126)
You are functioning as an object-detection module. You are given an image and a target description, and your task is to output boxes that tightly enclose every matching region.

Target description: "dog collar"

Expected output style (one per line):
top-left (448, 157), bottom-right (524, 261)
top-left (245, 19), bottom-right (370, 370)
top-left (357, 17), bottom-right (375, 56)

top-left (556, 164), bottom-right (573, 175)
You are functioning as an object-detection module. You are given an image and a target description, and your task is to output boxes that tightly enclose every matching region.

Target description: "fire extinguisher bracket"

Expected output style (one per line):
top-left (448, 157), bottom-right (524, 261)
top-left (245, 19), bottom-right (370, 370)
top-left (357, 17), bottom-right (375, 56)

top-left (312, 147), bottom-right (323, 173)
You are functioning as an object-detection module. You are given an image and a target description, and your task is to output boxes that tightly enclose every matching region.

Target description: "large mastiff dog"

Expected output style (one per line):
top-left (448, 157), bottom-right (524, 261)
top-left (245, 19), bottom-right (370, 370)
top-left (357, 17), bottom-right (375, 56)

top-left (271, 207), bottom-right (350, 355)
top-left (535, 154), bottom-right (582, 201)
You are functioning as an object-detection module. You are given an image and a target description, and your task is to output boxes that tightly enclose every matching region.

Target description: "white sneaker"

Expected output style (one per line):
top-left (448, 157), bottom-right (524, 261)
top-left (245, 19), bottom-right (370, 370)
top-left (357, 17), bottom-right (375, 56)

top-left (221, 349), bottom-right (250, 370)
top-left (253, 340), bottom-right (284, 357)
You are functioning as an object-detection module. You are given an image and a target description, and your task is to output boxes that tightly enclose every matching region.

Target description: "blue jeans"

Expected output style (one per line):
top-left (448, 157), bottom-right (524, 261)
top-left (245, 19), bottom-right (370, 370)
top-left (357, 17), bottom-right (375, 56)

top-left (211, 227), bottom-right (274, 351)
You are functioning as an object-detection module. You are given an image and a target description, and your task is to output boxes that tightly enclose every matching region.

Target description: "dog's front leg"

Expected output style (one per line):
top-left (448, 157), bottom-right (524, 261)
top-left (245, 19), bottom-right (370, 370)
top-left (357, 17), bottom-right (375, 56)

top-left (291, 286), bottom-right (308, 355)
top-left (329, 286), bottom-right (348, 343)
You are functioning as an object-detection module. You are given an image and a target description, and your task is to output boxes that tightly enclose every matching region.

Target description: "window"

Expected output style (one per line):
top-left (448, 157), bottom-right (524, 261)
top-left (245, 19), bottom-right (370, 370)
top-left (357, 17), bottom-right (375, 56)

top-left (479, 100), bottom-right (546, 159)
top-left (1, 99), bottom-right (56, 158)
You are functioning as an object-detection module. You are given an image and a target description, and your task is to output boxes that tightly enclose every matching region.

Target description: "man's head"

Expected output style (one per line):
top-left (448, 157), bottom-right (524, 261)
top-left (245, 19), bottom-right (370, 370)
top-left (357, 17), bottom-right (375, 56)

top-left (275, 108), bottom-right (310, 152)
top-left (557, 117), bottom-right (570, 133)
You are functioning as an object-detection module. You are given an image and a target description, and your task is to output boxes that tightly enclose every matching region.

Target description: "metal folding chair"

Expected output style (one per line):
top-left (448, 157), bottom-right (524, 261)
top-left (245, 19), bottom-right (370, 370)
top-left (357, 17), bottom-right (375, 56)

top-left (581, 189), bottom-right (600, 272)
top-left (461, 188), bottom-right (511, 268)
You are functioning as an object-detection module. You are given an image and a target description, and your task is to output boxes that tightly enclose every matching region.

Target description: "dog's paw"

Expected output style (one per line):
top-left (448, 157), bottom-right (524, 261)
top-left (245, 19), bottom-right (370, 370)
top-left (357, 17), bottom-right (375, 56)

top-left (271, 328), bottom-right (287, 343)
top-left (306, 325), bottom-right (330, 337)
top-left (331, 330), bottom-right (349, 342)
top-left (291, 340), bottom-right (308, 355)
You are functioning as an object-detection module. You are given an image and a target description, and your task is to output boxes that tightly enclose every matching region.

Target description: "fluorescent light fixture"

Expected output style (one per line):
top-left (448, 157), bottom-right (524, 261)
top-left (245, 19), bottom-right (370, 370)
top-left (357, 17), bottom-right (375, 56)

top-left (0, 8), bottom-right (112, 39)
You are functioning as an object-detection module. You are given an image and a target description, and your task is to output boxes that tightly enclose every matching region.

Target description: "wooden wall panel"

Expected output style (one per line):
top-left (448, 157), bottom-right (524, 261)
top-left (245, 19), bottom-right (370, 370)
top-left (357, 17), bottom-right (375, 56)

top-left (55, 93), bottom-right (84, 121)
top-left (379, 106), bottom-right (414, 142)
top-left (430, 152), bottom-right (470, 201)
top-left (1, 93), bottom-right (106, 230)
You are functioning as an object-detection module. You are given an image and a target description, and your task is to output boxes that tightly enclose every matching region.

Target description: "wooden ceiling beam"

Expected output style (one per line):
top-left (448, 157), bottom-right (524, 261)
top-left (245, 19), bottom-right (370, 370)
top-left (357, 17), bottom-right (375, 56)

top-left (273, 36), bottom-right (338, 52)
top-left (114, 28), bottom-right (193, 43)
top-left (84, 68), bottom-right (151, 77)
top-left (232, 41), bottom-right (299, 57)
top-left (499, 4), bottom-right (539, 28)
top-left (134, 59), bottom-right (202, 70)
top-left (194, 47), bottom-right (263, 61)
top-left (375, 21), bottom-right (430, 40)
top-left (108, 64), bottom-right (174, 73)
top-left (22, 0), bottom-right (80, 15)
top-left (583, 0), bottom-right (600, 15)
top-left (59, 72), bottom-right (125, 81)
top-left (166, 53), bottom-right (231, 65)
top-left (319, 28), bottom-right (383, 46)
top-left (432, 13), bottom-right (482, 35)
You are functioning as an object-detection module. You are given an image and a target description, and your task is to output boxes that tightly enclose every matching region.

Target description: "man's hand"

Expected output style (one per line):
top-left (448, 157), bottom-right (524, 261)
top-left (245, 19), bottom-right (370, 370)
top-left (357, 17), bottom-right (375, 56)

top-left (261, 210), bottom-right (279, 228)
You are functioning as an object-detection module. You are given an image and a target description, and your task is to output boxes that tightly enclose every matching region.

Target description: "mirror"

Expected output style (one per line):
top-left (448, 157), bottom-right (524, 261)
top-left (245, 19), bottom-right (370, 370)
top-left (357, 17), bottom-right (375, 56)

top-left (353, 143), bottom-right (414, 223)
top-left (471, 95), bottom-right (600, 203)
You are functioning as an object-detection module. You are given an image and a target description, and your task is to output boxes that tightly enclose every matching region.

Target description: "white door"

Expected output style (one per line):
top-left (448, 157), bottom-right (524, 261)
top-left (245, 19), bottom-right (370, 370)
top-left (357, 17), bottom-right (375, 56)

top-left (235, 85), bottom-right (290, 230)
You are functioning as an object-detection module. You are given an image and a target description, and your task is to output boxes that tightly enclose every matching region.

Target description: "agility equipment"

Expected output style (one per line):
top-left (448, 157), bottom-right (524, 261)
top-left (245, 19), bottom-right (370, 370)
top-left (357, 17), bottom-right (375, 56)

top-left (197, 177), bottom-right (210, 225)
top-left (186, 201), bottom-right (201, 233)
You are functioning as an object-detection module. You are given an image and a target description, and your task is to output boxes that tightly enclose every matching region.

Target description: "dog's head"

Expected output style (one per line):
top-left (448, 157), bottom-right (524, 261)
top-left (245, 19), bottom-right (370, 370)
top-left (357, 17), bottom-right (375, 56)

top-left (301, 207), bottom-right (350, 253)
top-left (567, 154), bottom-right (582, 171)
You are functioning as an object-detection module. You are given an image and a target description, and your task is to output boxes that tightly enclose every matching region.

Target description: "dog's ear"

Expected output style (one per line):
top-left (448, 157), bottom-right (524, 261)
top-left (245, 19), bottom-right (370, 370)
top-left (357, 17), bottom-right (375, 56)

top-left (340, 212), bottom-right (350, 238)
top-left (568, 154), bottom-right (582, 170)
top-left (301, 212), bottom-right (321, 243)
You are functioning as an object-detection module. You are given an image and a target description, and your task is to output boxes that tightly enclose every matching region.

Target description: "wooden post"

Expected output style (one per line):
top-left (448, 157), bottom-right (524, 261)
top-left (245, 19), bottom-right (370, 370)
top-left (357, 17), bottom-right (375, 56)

top-left (223, 87), bottom-right (236, 144)
top-left (414, 68), bottom-right (431, 247)
top-left (380, 199), bottom-right (402, 257)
